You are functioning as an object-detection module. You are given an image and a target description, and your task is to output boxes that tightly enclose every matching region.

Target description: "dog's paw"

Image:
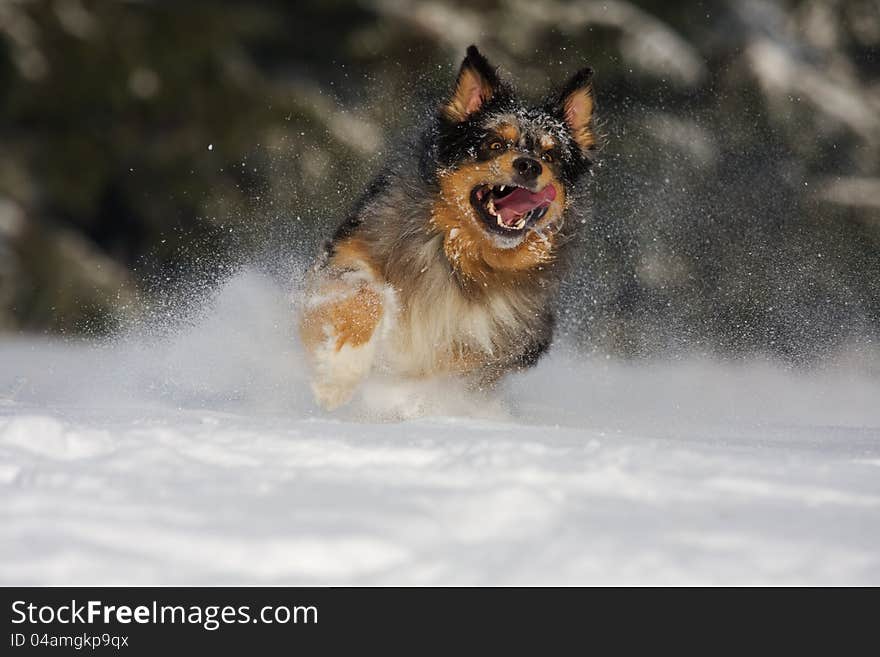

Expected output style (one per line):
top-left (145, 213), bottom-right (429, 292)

top-left (310, 376), bottom-right (358, 411)
top-left (300, 282), bottom-right (391, 410)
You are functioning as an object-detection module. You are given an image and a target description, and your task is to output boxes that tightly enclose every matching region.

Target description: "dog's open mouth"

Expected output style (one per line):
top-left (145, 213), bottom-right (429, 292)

top-left (471, 184), bottom-right (556, 234)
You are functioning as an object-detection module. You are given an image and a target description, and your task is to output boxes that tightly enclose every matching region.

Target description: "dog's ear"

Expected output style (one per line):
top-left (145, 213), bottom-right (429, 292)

top-left (554, 68), bottom-right (596, 153)
top-left (442, 45), bottom-right (500, 123)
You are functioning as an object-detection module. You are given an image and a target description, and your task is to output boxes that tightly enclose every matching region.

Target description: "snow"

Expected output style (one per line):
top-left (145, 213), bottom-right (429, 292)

top-left (1, 271), bottom-right (879, 585)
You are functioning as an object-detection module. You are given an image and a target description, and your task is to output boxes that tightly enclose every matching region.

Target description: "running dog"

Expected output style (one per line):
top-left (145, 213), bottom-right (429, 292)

top-left (300, 46), bottom-right (597, 409)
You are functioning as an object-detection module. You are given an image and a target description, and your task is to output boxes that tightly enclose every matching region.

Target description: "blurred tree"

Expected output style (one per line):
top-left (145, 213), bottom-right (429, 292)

top-left (0, 0), bottom-right (878, 361)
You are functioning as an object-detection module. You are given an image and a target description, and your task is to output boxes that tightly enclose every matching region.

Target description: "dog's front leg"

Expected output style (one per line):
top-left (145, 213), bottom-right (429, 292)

top-left (299, 261), bottom-right (389, 410)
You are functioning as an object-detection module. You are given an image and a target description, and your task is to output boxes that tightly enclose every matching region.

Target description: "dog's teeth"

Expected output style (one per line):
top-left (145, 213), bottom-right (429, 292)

top-left (499, 185), bottom-right (506, 192)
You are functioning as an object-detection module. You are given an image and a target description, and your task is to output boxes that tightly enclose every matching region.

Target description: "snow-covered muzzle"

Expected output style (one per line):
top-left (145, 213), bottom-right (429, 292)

top-left (470, 183), bottom-right (557, 235)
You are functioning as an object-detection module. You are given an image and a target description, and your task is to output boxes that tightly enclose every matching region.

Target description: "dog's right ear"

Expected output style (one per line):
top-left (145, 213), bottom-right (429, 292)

top-left (442, 45), bottom-right (499, 123)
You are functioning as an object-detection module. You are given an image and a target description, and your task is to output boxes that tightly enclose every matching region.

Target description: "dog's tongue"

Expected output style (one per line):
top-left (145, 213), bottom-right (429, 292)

top-left (494, 185), bottom-right (556, 225)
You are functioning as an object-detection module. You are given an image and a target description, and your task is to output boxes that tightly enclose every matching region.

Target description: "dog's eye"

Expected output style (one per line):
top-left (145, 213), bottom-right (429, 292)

top-left (542, 152), bottom-right (554, 163)
top-left (489, 141), bottom-right (504, 151)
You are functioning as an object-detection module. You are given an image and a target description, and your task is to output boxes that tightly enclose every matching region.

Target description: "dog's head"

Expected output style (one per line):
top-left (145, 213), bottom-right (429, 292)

top-left (430, 46), bottom-right (596, 280)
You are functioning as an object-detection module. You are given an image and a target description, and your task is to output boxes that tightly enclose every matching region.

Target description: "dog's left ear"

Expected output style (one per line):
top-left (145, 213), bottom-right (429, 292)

top-left (443, 45), bottom-right (500, 123)
top-left (553, 68), bottom-right (596, 153)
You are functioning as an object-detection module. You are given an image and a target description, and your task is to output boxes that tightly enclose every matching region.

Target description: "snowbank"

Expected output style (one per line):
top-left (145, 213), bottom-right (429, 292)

top-left (1, 271), bottom-right (879, 584)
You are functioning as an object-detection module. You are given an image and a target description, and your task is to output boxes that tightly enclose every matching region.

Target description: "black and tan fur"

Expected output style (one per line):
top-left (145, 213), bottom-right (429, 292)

top-left (300, 46), bottom-right (597, 409)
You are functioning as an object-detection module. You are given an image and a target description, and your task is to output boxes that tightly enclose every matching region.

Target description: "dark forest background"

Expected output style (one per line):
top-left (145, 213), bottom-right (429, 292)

top-left (1, 0), bottom-right (878, 362)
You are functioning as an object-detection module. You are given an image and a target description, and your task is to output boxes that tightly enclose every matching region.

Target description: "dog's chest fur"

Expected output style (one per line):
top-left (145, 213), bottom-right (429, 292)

top-left (379, 237), bottom-right (552, 378)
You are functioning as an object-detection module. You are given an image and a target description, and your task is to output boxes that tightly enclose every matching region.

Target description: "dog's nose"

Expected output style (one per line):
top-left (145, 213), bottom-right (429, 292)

top-left (513, 157), bottom-right (542, 181)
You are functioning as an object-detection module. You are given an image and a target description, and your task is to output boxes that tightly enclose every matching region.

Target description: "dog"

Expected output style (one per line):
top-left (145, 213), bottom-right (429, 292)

top-left (299, 45), bottom-right (597, 410)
